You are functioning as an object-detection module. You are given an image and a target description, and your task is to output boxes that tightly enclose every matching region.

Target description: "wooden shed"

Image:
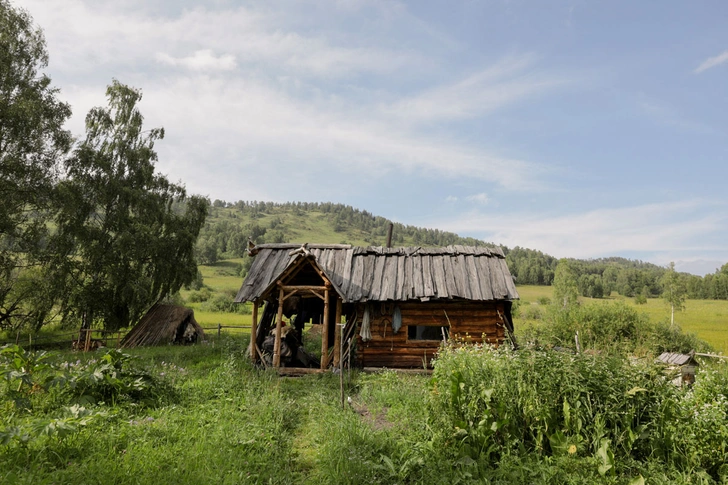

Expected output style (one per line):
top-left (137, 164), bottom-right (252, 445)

top-left (657, 351), bottom-right (699, 386)
top-left (234, 243), bottom-right (519, 369)
top-left (122, 303), bottom-right (205, 348)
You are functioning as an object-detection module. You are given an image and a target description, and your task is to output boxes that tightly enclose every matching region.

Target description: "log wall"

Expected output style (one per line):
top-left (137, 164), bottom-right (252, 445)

top-left (355, 300), bottom-right (507, 368)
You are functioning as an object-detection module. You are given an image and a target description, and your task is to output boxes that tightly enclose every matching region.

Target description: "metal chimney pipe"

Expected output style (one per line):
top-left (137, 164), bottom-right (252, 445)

top-left (386, 222), bottom-right (394, 248)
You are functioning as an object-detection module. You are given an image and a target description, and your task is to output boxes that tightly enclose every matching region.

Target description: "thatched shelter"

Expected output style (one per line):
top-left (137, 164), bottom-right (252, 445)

top-left (122, 304), bottom-right (205, 348)
top-left (235, 243), bottom-right (518, 369)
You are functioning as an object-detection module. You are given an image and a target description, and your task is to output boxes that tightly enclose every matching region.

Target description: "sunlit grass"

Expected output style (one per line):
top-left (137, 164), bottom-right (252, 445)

top-left (516, 285), bottom-right (728, 353)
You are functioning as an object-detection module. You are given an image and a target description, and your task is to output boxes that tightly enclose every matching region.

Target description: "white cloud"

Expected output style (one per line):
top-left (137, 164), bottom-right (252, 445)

top-left (695, 50), bottom-right (728, 73)
top-left (430, 200), bottom-right (728, 262)
top-left (466, 192), bottom-right (489, 204)
top-left (445, 196), bottom-right (458, 202)
top-left (16, 0), bottom-right (555, 195)
top-left (383, 55), bottom-right (568, 124)
top-left (156, 50), bottom-right (236, 71)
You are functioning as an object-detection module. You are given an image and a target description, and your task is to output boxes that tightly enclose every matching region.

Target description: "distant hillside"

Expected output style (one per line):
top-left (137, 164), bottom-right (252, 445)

top-left (196, 200), bottom-right (728, 300)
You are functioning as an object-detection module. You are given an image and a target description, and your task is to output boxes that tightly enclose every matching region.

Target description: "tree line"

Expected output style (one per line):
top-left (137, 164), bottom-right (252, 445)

top-left (196, 200), bottom-right (492, 265)
top-left (200, 200), bottom-right (728, 301)
top-left (0, 2), bottom-right (206, 332)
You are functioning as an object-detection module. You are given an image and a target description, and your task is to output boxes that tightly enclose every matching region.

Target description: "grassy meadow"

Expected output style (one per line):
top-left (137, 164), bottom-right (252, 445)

top-left (3, 336), bottom-right (728, 484)
top-left (516, 285), bottom-right (728, 354)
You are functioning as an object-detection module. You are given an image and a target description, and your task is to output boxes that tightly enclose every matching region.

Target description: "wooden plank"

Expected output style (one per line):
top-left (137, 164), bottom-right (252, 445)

top-left (395, 256), bottom-right (406, 300)
top-left (333, 299), bottom-right (342, 367)
top-left (360, 255), bottom-right (376, 301)
top-left (250, 301), bottom-right (258, 362)
top-left (277, 368), bottom-right (326, 376)
top-left (431, 256), bottom-right (448, 299)
top-left (339, 249), bottom-right (355, 299)
top-left (323, 249), bottom-right (337, 276)
top-left (464, 255), bottom-right (483, 300)
top-left (256, 243), bottom-right (352, 249)
top-left (273, 289), bottom-right (285, 368)
top-left (404, 255), bottom-right (414, 300)
top-left (455, 254), bottom-right (471, 299)
top-left (412, 256), bottom-right (424, 299)
top-left (441, 256), bottom-right (457, 298)
top-left (421, 256), bottom-right (435, 298)
top-left (475, 256), bottom-right (494, 300)
top-left (262, 251), bottom-right (290, 297)
top-left (321, 289), bottom-right (330, 369)
top-left (349, 256), bottom-right (366, 302)
top-left (329, 249), bottom-right (346, 290)
top-left (361, 255), bottom-right (379, 300)
top-left (369, 256), bottom-right (386, 300)
top-left (380, 256), bottom-right (399, 300)
top-left (499, 258), bottom-right (520, 299)
top-left (488, 257), bottom-right (507, 299)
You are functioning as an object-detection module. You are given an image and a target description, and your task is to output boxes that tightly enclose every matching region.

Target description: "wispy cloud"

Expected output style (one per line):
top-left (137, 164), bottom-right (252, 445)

top-left (695, 49), bottom-right (728, 73)
top-left (383, 55), bottom-right (569, 124)
top-left (20, 0), bottom-right (557, 196)
top-left (466, 192), bottom-right (489, 204)
top-left (156, 50), bottom-right (237, 71)
top-left (430, 200), bottom-right (728, 261)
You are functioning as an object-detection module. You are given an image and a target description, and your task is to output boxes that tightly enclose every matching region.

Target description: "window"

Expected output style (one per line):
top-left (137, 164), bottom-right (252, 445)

top-left (407, 325), bottom-right (449, 341)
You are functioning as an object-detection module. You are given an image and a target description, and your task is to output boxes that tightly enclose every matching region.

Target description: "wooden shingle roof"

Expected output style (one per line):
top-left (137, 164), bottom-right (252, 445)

top-left (234, 244), bottom-right (519, 304)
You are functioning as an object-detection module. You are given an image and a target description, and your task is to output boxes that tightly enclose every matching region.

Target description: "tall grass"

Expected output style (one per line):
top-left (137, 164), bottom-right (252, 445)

top-left (4, 335), bottom-right (728, 484)
top-left (429, 345), bottom-right (728, 482)
top-left (517, 285), bottom-right (728, 353)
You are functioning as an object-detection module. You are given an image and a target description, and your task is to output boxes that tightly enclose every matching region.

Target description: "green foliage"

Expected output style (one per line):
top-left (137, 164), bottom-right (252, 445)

top-left (430, 346), bottom-right (728, 479)
top-left (662, 262), bottom-right (687, 325)
top-left (4, 340), bottom-right (728, 483)
top-left (553, 259), bottom-right (579, 308)
top-left (522, 301), bottom-right (710, 356)
top-left (0, 344), bottom-right (51, 409)
top-left (199, 292), bottom-right (249, 314)
top-left (634, 286), bottom-right (649, 305)
top-left (0, 0), bottom-right (71, 330)
top-left (50, 81), bottom-right (208, 330)
top-left (196, 201), bottom-right (497, 264)
top-left (56, 349), bottom-right (165, 405)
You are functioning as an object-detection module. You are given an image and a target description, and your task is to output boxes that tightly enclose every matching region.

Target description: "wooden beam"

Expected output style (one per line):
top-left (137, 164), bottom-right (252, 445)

top-left (321, 288), bottom-right (330, 369)
top-left (333, 298), bottom-right (342, 368)
top-left (250, 301), bottom-right (258, 362)
top-left (278, 284), bottom-right (329, 292)
top-left (273, 289), bottom-right (284, 368)
top-left (309, 289), bottom-right (325, 300)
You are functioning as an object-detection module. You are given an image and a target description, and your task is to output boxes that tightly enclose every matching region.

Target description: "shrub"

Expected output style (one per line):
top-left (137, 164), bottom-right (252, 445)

top-left (56, 349), bottom-right (169, 406)
top-left (186, 288), bottom-right (212, 303)
top-left (522, 302), bottom-right (711, 356)
top-left (199, 293), bottom-right (250, 314)
top-left (429, 346), bottom-right (728, 478)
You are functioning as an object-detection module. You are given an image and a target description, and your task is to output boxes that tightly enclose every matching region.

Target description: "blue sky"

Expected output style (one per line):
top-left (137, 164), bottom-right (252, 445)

top-left (16, 0), bottom-right (728, 275)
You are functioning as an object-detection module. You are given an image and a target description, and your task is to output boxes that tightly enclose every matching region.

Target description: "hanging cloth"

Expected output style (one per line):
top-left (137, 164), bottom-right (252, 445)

top-left (392, 305), bottom-right (402, 334)
top-left (360, 304), bottom-right (372, 342)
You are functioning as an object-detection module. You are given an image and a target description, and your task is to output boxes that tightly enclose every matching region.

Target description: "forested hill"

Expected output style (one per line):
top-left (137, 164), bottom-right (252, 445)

top-left (197, 201), bottom-right (728, 300)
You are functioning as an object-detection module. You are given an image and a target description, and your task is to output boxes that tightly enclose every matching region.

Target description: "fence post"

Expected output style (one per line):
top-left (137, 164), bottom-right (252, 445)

top-left (218, 323), bottom-right (222, 339)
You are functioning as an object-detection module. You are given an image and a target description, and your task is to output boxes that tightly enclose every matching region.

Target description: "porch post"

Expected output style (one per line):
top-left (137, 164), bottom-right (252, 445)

top-left (333, 298), bottom-right (342, 368)
top-left (250, 300), bottom-right (258, 362)
top-left (273, 289), bottom-right (285, 368)
top-left (321, 288), bottom-right (330, 369)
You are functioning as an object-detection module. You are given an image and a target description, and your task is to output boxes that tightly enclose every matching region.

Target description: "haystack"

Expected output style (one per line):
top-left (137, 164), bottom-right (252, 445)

top-left (122, 304), bottom-right (205, 348)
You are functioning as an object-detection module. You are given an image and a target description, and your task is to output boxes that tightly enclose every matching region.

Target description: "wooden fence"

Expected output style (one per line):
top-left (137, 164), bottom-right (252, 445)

top-left (200, 324), bottom-right (252, 338)
top-left (2, 324), bottom-right (251, 351)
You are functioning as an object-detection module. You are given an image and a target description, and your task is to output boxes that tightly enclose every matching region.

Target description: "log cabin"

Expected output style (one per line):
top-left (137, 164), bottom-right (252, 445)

top-left (234, 243), bottom-right (519, 369)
